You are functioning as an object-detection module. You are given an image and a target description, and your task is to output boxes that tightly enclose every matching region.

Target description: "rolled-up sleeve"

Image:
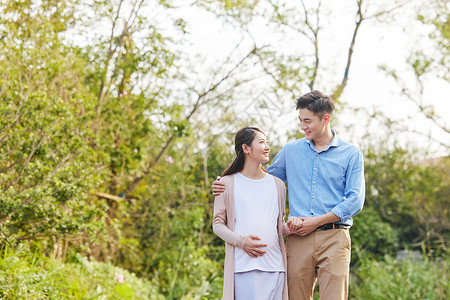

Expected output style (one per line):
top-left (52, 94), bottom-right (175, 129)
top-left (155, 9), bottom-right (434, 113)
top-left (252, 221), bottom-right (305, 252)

top-left (331, 150), bottom-right (365, 222)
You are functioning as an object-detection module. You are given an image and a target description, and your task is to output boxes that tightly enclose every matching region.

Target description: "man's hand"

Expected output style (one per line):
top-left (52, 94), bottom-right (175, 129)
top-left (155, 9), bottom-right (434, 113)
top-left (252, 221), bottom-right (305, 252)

top-left (296, 217), bottom-right (320, 236)
top-left (294, 217), bottom-right (320, 236)
top-left (286, 216), bottom-right (303, 234)
top-left (290, 212), bottom-right (340, 236)
top-left (212, 176), bottom-right (226, 196)
top-left (243, 235), bottom-right (267, 258)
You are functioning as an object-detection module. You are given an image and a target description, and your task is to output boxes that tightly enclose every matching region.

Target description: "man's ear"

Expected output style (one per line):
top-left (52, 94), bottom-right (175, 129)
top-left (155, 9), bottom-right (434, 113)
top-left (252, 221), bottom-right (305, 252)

top-left (323, 114), bottom-right (331, 125)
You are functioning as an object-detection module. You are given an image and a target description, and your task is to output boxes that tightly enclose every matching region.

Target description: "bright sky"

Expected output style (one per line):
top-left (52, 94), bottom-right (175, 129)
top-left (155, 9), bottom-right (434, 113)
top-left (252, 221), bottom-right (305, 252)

top-left (178, 0), bottom-right (449, 157)
top-left (68, 0), bottom-right (448, 158)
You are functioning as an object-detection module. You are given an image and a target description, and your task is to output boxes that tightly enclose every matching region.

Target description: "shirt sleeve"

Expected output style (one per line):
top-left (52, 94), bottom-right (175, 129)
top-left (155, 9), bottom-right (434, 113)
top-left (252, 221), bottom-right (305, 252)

top-left (331, 150), bottom-right (365, 222)
top-left (267, 146), bottom-right (287, 182)
top-left (212, 184), bottom-right (247, 249)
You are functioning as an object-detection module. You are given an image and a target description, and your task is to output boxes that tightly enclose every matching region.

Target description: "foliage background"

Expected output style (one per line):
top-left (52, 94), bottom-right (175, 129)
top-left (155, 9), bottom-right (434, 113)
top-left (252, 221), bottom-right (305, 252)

top-left (0, 0), bottom-right (448, 298)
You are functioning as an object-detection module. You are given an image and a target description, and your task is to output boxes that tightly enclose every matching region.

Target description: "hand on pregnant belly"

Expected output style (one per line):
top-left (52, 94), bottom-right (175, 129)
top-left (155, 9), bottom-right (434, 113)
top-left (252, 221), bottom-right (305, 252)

top-left (243, 235), bottom-right (267, 258)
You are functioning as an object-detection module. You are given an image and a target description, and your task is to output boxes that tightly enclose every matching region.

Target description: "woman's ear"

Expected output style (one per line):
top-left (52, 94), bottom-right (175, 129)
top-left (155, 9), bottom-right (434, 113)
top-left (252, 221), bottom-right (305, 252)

top-left (242, 144), bottom-right (250, 154)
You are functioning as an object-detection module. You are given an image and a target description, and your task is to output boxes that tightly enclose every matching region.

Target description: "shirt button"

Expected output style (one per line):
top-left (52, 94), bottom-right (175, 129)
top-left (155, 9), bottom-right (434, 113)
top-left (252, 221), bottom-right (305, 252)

top-left (312, 196), bottom-right (315, 199)
top-left (314, 181), bottom-right (316, 184)
top-left (314, 168), bottom-right (317, 171)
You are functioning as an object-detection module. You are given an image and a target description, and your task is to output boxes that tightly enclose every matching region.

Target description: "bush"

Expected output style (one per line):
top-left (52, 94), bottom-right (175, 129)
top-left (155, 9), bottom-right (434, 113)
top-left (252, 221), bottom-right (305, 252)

top-left (350, 254), bottom-right (449, 299)
top-left (0, 245), bottom-right (163, 299)
top-left (351, 206), bottom-right (399, 262)
top-left (363, 149), bottom-right (449, 254)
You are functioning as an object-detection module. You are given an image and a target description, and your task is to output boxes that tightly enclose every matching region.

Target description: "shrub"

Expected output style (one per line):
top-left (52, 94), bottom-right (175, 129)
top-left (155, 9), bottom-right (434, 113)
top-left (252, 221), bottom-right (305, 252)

top-left (351, 206), bottom-right (399, 262)
top-left (0, 245), bottom-right (163, 299)
top-left (350, 254), bottom-right (449, 299)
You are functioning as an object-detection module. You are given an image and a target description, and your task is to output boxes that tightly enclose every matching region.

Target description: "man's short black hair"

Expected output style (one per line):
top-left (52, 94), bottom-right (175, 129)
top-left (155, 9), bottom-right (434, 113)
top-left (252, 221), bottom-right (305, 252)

top-left (296, 90), bottom-right (335, 119)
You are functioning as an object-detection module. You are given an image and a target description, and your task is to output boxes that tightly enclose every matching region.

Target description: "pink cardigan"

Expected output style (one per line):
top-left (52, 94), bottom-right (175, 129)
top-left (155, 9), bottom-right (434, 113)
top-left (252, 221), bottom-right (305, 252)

top-left (212, 174), bottom-right (289, 300)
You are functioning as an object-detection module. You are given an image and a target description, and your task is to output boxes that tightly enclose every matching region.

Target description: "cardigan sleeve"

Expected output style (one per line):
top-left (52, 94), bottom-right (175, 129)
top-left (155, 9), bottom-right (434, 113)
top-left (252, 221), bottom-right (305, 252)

top-left (281, 191), bottom-right (291, 237)
top-left (282, 222), bottom-right (290, 237)
top-left (212, 180), bottom-right (247, 249)
top-left (274, 176), bottom-right (291, 237)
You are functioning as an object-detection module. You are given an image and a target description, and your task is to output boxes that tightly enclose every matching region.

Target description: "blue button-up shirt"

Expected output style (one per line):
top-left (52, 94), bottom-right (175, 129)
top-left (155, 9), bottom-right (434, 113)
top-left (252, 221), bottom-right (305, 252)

top-left (267, 131), bottom-right (365, 226)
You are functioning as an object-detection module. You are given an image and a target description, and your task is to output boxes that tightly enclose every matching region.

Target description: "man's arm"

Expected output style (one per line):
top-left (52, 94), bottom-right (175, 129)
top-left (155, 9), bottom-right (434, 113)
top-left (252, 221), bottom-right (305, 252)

top-left (330, 150), bottom-right (365, 222)
top-left (291, 212), bottom-right (340, 236)
top-left (266, 146), bottom-right (287, 182)
top-left (290, 150), bottom-right (365, 236)
top-left (211, 176), bottom-right (225, 196)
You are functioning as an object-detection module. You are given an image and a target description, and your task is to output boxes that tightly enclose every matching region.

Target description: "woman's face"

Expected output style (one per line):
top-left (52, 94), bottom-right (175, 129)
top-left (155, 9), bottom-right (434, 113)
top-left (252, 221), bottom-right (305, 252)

top-left (246, 131), bottom-right (270, 163)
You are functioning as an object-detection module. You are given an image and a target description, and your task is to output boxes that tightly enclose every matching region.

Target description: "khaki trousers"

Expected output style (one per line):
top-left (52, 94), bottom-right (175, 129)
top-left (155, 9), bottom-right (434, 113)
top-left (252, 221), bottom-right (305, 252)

top-left (286, 229), bottom-right (351, 300)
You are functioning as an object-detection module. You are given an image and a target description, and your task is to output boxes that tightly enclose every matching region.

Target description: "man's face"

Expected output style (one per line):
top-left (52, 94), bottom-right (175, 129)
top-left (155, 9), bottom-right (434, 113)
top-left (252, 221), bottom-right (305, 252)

top-left (298, 108), bottom-right (328, 140)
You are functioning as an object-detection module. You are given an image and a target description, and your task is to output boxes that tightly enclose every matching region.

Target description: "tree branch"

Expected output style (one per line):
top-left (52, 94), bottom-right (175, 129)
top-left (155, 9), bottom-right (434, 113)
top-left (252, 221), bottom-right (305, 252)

top-left (302, 0), bottom-right (322, 91)
top-left (123, 47), bottom-right (258, 194)
top-left (332, 0), bottom-right (364, 100)
top-left (96, 0), bottom-right (125, 118)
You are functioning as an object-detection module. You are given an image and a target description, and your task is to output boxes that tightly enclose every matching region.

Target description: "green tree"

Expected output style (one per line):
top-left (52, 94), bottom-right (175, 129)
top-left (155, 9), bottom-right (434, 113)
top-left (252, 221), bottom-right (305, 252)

top-left (0, 0), bottom-right (106, 253)
top-left (362, 147), bottom-right (449, 256)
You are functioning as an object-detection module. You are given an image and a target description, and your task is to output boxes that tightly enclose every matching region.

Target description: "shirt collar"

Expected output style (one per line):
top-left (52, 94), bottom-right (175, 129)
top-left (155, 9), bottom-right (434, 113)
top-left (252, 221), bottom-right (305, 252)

top-left (305, 129), bottom-right (342, 152)
top-left (329, 129), bottom-right (341, 148)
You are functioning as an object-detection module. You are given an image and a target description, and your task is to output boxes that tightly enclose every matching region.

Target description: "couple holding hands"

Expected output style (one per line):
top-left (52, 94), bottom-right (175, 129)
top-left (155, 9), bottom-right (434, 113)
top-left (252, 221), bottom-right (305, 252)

top-left (212, 90), bottom-right (365, 300)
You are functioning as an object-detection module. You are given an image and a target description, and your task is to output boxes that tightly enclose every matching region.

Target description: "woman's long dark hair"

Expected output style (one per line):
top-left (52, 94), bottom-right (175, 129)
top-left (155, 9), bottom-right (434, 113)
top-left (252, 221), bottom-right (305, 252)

top-left (222, 127), bottom-right (267, 177)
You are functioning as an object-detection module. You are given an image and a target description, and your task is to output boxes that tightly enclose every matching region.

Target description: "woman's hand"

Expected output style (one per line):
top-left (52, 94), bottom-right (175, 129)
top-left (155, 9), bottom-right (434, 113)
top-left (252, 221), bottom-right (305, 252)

top-left (243, 235), bottom-right (267, 258)
top-left (287, 216), bottom-right (303, 234)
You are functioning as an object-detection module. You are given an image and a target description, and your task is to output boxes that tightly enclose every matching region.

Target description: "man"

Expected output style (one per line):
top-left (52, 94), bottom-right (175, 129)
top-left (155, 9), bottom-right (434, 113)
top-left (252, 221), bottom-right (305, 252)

top-left (212, 90), bottom-right (365, 299)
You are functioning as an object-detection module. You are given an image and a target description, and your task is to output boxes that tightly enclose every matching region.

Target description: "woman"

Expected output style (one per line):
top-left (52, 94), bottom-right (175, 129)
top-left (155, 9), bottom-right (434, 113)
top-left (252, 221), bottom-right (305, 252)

top-left (213, 127), bottom-right (297, 300)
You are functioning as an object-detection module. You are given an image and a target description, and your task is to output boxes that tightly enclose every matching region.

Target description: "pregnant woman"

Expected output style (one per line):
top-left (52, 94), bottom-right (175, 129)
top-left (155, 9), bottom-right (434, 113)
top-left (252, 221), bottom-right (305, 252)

top-left (213, 127), bottom-right (299, 300)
